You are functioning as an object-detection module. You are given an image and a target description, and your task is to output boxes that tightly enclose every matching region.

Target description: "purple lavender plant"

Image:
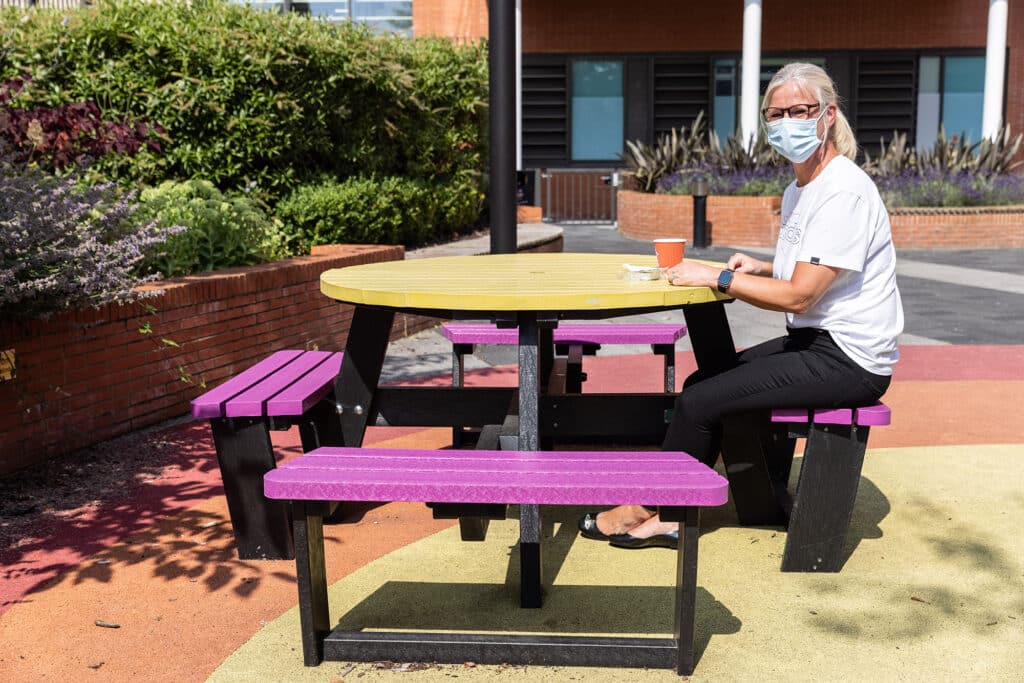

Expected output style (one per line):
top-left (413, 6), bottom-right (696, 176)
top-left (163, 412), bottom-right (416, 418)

top-left (659, 164), bottom-right (792, 196)
top-left (875, 169), bottom-right (1024, 208)
top-left (0, 161), bottom-right (185, 320)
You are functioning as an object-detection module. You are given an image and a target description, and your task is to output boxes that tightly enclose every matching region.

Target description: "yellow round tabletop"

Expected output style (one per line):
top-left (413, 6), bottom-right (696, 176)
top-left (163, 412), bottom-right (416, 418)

top-left (320, 253), bottom-right (730, 312)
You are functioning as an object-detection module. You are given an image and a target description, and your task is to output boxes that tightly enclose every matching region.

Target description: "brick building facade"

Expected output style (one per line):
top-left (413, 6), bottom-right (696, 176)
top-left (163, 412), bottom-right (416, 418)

top-left (413, 1), bottom-right (1021, 170)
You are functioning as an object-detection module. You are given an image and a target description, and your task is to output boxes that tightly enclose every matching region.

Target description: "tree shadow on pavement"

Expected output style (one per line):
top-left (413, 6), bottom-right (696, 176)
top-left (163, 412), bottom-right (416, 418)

top-left (0, 420), bottom-right (260, 611)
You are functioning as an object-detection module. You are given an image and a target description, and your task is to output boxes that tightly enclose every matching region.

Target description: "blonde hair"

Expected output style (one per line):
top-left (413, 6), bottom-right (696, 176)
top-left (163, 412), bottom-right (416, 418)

top-left (762, 63), bottom-right (858, 160)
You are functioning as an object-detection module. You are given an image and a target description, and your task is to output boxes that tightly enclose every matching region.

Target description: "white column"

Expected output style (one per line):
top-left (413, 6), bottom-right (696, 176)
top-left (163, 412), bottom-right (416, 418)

top-left (516, 0), bottom-right (523, 170)
top-left (982, 0), bottom-right (1008, 139)
top-left (740, 0), bottom-right (763, 150)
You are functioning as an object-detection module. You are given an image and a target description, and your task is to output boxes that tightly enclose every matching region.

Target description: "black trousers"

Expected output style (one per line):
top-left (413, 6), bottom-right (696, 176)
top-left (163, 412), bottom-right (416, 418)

top-left (662, 327), bottom-right (891, 466)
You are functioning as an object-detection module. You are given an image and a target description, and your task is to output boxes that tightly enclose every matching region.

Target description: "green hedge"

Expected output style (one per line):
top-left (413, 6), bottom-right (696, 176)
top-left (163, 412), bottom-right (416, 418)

top-left (276, 173), bottom-right (484, 253)
top-left (0, 0), bottom-right (488, 206)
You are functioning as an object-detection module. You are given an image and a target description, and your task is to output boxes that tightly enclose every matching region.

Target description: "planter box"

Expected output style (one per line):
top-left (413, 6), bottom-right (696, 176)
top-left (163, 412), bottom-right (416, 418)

top-left (617, 190), bottom-right (781, 247)
top-left (617, 189), bottom-right (1024, 249)
top-left (0, 245), bottom-right (432, 476)
top-left (888, 206), bottom-right (1024, 249)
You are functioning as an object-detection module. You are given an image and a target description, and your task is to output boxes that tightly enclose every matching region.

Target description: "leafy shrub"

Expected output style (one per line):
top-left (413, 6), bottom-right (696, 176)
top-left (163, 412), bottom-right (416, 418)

top-left (0, 1), bottom-right (487, 201)
top-left (132, 179), bottom-right (289, 277)
top-left (276, 173), bottom-right (484, 252)
top-left (0, 77), bottom-right (165, 173)
top-left (0, 162), bottom-right (183, 320)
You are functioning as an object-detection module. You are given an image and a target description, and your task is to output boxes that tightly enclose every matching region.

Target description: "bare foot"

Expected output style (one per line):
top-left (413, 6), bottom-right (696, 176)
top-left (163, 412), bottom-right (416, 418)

top-left (617, 514), bottom-right (678, 539)
top-left (595, 505), bottom-right (655, 535)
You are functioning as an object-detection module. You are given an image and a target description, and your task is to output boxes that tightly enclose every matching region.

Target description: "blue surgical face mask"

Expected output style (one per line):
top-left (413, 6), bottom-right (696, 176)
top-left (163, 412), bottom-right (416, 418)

top-left (765, 109), bottom-right (827, 163)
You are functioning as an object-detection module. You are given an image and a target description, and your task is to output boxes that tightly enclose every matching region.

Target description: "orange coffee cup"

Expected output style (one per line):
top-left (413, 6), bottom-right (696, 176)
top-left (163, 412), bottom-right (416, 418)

top-left (653, 238), bottom-right (687, 268)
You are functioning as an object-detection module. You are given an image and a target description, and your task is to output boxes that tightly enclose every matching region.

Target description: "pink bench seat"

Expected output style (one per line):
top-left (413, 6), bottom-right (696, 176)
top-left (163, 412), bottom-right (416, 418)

top-left (190, 349), bottom-right (344, 561)
top-left (766, 401), bottom-right (892, 572)
top-left (266, 447), bottom-right (726, 507)
top-left (191, 350), bottom-right (343, 419)
top-left (441, 322), bottom-right (687, 346)
top-left (265, 445), bottom-right (726, 675)
top-left (770, 402), bottom-right (891, 427)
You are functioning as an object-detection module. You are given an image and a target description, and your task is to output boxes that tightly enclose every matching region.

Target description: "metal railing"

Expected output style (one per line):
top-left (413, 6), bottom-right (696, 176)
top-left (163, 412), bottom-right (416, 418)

top-left (537, 168), bottom-right (619, 224)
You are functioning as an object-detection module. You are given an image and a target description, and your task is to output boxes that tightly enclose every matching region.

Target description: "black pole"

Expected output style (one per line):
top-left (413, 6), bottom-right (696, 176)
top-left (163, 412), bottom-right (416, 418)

top-left (692, 178), bottom-right (709, 249)
top-left (488, 0), bottom-right (517, 254)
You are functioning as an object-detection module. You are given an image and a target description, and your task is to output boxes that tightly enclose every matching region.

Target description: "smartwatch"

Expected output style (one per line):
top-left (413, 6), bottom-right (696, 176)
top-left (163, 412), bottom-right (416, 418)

top-left (717, 268), bottom-right (735, 293)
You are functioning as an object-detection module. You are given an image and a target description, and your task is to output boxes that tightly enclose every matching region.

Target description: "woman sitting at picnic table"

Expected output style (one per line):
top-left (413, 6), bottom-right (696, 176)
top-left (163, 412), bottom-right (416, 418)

top-left (579, 62), bottom-right (904, 549)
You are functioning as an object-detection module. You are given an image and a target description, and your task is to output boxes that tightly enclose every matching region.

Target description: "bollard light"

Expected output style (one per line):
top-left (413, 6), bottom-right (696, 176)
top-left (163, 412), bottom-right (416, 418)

top-left (692, 178), bottom-right (709, 248)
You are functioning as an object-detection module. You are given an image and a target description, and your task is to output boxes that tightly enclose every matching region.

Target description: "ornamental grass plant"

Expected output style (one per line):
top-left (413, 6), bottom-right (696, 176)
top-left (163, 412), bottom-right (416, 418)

top-left (629, 115), bottom-right (1024, 209)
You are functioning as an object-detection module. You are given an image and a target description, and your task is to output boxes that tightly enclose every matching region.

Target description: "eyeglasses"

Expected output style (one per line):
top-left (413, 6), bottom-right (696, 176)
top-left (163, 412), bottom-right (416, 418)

top-left (762, 103), bottom-right (821, 123)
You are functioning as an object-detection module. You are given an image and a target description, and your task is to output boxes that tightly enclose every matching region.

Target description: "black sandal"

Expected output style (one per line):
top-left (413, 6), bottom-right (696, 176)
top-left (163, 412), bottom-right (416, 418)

top-left (577, 512), bottom-right (611, 541)
top-left (608, 529), bottom-right (679, 550)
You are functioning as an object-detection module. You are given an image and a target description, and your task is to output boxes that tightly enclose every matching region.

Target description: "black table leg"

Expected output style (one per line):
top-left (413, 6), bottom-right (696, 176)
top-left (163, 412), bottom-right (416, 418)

top-left (334, 305), bottom-right (395, 447)
top-left (682, 301), bottom-right (737, 374)
top-left (720, 413), bottom-right (791, 526)
top-left (517, 313), bottom-right (543, 608)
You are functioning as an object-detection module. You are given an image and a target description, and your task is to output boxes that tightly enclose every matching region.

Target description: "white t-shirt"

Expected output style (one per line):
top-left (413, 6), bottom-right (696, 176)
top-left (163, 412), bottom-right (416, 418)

top-left (772, 155), bottom-right (904, 376)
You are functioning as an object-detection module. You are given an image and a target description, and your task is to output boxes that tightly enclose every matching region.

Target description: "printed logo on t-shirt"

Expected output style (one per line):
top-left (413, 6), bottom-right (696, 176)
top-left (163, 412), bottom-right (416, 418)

top-left (779, 211), bottom-right (802, 244)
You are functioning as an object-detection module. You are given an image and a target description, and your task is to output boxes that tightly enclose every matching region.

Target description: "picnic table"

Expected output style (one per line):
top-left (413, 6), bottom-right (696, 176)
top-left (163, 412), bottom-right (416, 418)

top-left (263, 252), bottom-right (735, 672)
top-left (319, 252), bottom-right (738, 601)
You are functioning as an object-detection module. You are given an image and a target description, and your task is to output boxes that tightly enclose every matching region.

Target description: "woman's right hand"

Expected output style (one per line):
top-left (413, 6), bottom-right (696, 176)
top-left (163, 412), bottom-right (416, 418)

top-left (727, 252), bottom-right (770, 276)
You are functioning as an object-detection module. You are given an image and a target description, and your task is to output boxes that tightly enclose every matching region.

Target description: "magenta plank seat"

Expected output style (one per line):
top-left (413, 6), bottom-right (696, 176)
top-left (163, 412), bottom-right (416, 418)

top-left (766, 400), bottom-right (892, 573)
top-left (770, 401), bottom-right (891, 427)
top-left (443, 322), bottom-right (687, 402)
top-left (441, 322), bottom-right (687, 346)
top-left (191, 349), bottom-right (343, 419)
top-left (265, 445), bottom-right (727, 675)
top-left (190, 349), bottom-right (344, 562)
top-left (265, 447), bottom-right (727, 507)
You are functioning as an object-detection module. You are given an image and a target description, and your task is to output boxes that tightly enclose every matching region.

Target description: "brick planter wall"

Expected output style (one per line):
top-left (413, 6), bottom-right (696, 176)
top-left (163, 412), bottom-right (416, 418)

top-left (617, 190), bottom-right (1024, 250)
top-left (0, 245), bottom-right (436, 476)
top-left (888, 206), bottom-right (1024, 249)
top-left (617, 190), bottom-right (781, 247)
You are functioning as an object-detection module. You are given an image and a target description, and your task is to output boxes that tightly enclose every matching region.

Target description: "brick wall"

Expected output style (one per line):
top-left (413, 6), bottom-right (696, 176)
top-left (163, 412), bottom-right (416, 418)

top-left (617, 190), bottom-right (781, 247)
top-left (415, 0), bottom-right (1022, 158)
top-left (889, 207), bottom-right (1024, 249)
top-left (0, 245), bottom-right (437, 475)
top-left (617, 190), bottom-right (1024, 249)
top-left (413, 0), bottom-right (487, 43)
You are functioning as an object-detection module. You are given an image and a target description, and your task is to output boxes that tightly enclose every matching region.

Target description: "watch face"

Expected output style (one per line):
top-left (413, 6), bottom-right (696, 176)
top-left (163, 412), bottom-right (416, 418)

top-left (717, 269), bottom-right (734, 292)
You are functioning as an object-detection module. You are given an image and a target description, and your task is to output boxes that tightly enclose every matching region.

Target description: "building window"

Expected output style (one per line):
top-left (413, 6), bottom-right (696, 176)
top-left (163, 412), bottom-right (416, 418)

top-left (916, 56), bottom-right (941, 149)
top-left (941, 56), bottom-right (985, 143)
top-left (713, 59), bottom-right (737, 140)
top-left (570, 60), bottom-right (623, 162)
top-left (916, 54), bottom-right (985, 149)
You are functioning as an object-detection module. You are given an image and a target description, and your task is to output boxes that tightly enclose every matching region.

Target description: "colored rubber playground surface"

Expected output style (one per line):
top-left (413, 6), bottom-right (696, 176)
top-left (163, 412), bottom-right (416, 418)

top-left (4, 226), bottom-right (1024, 680)
top-left (2, 341), bottom-right (1022, 681)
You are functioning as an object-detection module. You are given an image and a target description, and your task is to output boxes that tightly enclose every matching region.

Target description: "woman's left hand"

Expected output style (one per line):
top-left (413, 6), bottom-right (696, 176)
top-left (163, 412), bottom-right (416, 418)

top-left (662, 260), bottom-right (719, 288)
